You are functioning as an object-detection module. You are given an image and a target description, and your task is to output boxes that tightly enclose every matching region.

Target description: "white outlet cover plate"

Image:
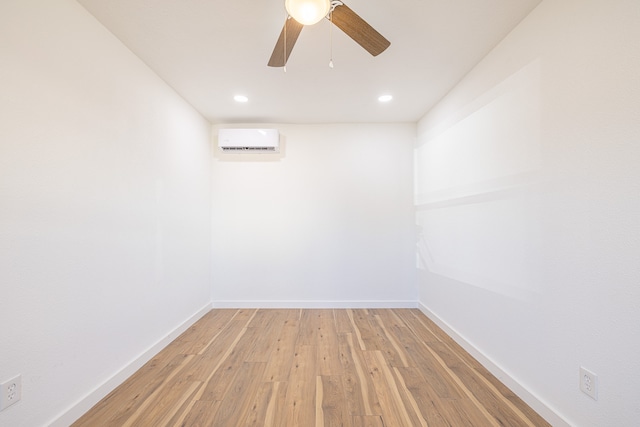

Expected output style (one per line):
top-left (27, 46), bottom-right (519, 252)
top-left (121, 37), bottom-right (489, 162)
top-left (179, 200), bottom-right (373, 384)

top-left (0, 375), bottom-right (22, 411)
top-left (580, 367), bottom-right (598, 400)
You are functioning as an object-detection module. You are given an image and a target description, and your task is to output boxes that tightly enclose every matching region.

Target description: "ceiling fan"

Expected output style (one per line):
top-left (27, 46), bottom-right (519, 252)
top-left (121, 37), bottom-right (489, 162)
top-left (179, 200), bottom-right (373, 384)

top-left (268, 0), bottom-right (390, 67)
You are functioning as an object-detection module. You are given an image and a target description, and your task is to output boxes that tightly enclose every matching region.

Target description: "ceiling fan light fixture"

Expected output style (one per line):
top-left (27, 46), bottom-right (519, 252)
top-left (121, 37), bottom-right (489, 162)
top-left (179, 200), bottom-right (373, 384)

top-left (285, 0), bottom-right (331, 25)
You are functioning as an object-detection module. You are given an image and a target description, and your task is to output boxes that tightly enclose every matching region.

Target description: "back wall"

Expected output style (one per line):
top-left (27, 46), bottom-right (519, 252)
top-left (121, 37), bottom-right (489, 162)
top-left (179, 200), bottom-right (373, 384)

top-left (211, 123), bottom-right (417, 307)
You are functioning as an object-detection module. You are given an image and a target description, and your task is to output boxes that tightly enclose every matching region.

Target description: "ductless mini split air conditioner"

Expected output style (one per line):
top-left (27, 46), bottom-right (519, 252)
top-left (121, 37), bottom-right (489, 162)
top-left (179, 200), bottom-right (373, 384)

top-left (218, 128), bottom-right (279, 152)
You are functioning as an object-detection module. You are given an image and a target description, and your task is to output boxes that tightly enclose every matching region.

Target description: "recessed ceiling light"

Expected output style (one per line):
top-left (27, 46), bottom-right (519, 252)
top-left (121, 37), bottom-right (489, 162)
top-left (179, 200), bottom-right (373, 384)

top-left (378, 95), bottom-right (393, 103)
top-left (234, 95), bottom-right (248, 103)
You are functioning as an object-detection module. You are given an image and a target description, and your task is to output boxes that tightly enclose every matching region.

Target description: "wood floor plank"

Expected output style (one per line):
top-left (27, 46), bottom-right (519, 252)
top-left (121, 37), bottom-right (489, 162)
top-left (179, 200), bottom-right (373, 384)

top-left (189, 320), bottom-right (252, 404)
top-left (122, 377), bottom-right (200, 427)
top-left (394, 366), bottom-right (457, 427)
top-left (111, 355), bottom-right (196, 427)
top-left (408, 309), bottom-right (486, 370)
top-left (264, 381), bottom-right (290, 427)
top-left (428, 340), bottom-right (549, 427)
top-left (369, 308), bottom-right (405, 329)
top-left (198, 326), bottom-right (263, 401)
top-left (245, 311), bottom-right (287, 363)
top-left (179, 313), bottom-right (251, 382)
top-left (74, 309), bottom-right (553, 427)
top-left (393, 308), bottom-right (441, 344)
top-left (297, 309), bottom-right (321, 346)
top-left (372, 314), bottom-right (410, 367)
top-left (450, 363), bottom-right (535, 427)
top-left (442, 398), bottom-right (502, 427)
top-left (317, 310), bottom-right (343, 376)
top-left (317, 375), bottom-right (351, 427)
top-left (72, 353), bottom-right (190, 426)
top-left (346, 309), bottom-right (367, 350)
top-left (504, 393), bottom-right (553, 427)
top-left (333, 308), bottom-right (353, 334)
top-left (391, 367), bottom-right (429, 427)
top-left (246, 308), bottom-right (279, 328)
top-left (350, 309), bottom-right (383, 351)
top-left (263, 317), bottom-right (300, 382)
top-left (415, 341), bottom-right (502, 426)
top-left (385, 323), bottom-right (420, 366)
top-left (208, 362), bottom-right (266, 426)
top-left (242, 381), bottom-right (285, 427)
top-left (352, 415), bottom-right (385, 427)
top-left (173, 400), bottom-right (221, 427)
top-left (392, 321), bottom-right (464, 399)
top-left (337, 333), bottom-right (381, 417)
top-left (171, 309), bottom-right (238, 355)
top-left (180, 312), bottom-right (257, 383)
top-left (277, 344), bottom-right (317, 426)
top-left (449, 346), bottom-right (551, 427)
top-left (366, 311), bottom-right (408, 365)
top-left (361, 350), bottom-right (415, 427)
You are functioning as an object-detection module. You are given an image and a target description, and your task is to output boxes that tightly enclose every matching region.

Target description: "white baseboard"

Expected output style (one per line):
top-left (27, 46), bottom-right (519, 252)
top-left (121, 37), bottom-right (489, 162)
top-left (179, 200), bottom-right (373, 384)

top-left (212, 300), bottom-right (419, 309)
top-left (48, 302), bottom-right (213, 427)
top-left (418, 302), bottom-right (570, 427)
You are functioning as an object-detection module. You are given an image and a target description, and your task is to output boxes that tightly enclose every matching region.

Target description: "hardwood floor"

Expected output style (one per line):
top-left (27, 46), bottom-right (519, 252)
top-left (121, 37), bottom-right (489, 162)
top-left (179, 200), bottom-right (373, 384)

top-left (72, 309), bottom-right (550, 426)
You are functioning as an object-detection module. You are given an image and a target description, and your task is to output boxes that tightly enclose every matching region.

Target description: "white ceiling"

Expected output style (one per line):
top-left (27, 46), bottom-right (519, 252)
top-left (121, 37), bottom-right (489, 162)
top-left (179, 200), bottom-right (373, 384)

top-left (77, 0), bottom-right (541, 124)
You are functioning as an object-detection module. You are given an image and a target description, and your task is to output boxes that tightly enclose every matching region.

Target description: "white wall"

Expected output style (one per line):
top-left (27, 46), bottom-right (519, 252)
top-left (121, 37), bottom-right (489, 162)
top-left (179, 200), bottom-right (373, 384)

top-left (415, 0), bottom-right (640, 426)
top-left (212, 123), bottom-right (417, 307)
top-left (0, 1), bottom-right (212, 425)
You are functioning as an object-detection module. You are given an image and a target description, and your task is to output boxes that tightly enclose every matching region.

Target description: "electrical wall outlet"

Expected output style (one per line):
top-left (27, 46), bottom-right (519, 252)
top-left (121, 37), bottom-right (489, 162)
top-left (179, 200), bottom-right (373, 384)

top-left (0, 375), bottom-right (22, 411)
top-left (580, 367), bottom-right (598, 400)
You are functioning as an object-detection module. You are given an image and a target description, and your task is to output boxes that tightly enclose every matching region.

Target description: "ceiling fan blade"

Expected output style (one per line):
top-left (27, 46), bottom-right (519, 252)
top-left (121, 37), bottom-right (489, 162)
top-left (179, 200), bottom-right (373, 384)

top-left (331, 3), bottom-right (390, 56)
top-left (268, 17), bottom-right (304, 67)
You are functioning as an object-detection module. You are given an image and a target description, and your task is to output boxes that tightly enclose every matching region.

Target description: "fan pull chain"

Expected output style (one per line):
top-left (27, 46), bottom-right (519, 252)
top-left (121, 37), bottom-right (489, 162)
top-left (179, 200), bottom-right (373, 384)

top-left (283, 15), bottom-right (288, 72)
top-left (329, 11), bottom-right (334, 68)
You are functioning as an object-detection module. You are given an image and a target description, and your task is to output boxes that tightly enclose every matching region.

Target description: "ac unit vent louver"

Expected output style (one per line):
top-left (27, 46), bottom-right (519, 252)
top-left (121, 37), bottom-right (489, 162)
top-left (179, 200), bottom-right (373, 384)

top-left (218, 129), bottom-right (279, 152)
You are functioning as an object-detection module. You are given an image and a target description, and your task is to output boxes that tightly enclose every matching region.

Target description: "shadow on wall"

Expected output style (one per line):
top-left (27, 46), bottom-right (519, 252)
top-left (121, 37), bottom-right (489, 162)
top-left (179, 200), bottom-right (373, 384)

top-left (414, 59), bottom-right (543, 302)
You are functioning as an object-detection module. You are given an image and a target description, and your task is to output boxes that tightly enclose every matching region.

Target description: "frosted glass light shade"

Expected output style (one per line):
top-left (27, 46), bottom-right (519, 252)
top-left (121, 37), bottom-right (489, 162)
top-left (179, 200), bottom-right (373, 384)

top-left (285, 0), bottom-right (331, 25)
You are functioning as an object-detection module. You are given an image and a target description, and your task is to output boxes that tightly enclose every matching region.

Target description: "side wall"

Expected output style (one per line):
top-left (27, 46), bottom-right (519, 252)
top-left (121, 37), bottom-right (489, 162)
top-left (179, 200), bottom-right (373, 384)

top-left (0, 1), bottom-right (212, 425)
top-left (211, 123), bottom-right (417, 307)
top-left (415, 0), bottom-right (640, 426)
